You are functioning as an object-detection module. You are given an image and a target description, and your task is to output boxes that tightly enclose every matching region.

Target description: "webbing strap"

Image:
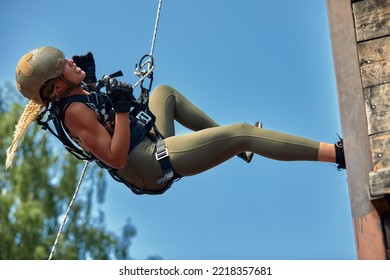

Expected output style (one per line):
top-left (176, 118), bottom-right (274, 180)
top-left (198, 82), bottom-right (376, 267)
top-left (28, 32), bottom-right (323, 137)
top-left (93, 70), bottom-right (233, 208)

top-left (130, 108), bottom-right (178, 186)
top-left (154, 128), bottom-right (175, 185)
top-left (129, 110), bottom-right (154, 150)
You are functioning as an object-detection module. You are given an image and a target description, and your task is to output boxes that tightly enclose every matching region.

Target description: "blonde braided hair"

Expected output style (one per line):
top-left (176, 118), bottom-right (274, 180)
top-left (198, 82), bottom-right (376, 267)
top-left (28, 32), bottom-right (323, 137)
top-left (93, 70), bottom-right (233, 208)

top-left (6, 100), bottom-right (44, 169)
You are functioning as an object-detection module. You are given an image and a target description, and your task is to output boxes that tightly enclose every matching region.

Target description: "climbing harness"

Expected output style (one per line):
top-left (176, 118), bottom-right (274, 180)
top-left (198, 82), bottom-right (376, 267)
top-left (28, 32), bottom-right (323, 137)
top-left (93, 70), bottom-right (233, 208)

top-left (44, 80), bottom-right (180, 194)
top-left (46, 0), bottom-right (170, 260)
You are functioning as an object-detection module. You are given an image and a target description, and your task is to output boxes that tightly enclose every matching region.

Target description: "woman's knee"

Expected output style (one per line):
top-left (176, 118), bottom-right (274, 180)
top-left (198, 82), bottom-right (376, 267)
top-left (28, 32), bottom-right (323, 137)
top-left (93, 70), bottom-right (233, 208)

top-left (150, 85), bottom-right (178, 106)
top-left (151, 85), bottom-right (175, 97)
top-left (230, 123), bottom-right (253, 133)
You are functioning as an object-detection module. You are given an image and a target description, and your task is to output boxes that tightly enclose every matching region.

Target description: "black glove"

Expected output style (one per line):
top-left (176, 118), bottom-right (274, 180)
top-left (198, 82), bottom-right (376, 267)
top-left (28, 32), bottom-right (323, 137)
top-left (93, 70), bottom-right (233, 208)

top-left (72, 52), bottom-right (97, 85)
top-left (106, 78), bottom-right (134, 112)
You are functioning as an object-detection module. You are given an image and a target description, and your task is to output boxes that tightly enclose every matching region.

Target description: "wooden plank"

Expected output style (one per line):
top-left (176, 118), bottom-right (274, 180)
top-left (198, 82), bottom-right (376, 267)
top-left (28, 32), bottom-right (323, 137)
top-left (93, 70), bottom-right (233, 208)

top-left (364, 83), bottom-right (390, 135)
top-left (370, 133), bottom-right (390, 171)
top-left (354, 212), bottom-right (387, 259)
top-left (369, 168), bottom-right (390, 196)
top-left (327, 0), bottom-right (375, 216)
top-left (358, 36), bottom-right (390, 88)
top-left (327, 0), bottom-right (386, 259)
top-left (353, 0), bottom-right (390, 42)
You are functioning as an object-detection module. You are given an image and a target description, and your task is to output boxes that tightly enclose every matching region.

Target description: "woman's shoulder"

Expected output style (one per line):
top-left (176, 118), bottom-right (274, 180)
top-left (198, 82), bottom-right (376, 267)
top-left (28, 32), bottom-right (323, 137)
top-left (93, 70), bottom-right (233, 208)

top-left (65, 101), bottom-right (91, 116)
top-left (63, 100), bottom-right (98, 127)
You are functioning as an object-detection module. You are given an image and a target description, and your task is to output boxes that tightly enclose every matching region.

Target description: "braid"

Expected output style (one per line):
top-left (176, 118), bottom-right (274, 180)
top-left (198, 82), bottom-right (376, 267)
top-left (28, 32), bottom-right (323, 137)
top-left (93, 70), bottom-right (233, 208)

top-left (6, 100), bottom-right (44, 169)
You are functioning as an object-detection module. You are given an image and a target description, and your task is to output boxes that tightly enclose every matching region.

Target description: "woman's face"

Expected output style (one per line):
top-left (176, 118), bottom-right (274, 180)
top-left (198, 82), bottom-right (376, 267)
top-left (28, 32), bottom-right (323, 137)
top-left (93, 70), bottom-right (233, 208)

top-left (62, 58), bottom-right (86, 83)
top-left (54, 58), bottom-right (86, 96)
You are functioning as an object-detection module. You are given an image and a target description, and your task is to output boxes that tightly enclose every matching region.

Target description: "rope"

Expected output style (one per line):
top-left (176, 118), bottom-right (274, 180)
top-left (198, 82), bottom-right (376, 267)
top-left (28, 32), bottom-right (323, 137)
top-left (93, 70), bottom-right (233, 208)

top-left (150, 0), bottom-right (163, 57)
top-left (48, 161), bottom-right (90, 260)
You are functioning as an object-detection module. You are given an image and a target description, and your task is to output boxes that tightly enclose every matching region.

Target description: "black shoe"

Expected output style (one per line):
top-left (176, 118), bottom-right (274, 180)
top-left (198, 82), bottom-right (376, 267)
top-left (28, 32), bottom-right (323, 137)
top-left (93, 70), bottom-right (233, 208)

top-left (237, 121), bottom-right (262, 163)
top-left (335, 135), bottom-right (346, 170)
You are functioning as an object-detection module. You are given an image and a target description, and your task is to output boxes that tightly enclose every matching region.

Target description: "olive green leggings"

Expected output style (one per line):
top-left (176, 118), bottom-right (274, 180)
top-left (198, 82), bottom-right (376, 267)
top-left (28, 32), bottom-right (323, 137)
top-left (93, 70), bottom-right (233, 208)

top-left (117, 85), bottom-right (319, 191)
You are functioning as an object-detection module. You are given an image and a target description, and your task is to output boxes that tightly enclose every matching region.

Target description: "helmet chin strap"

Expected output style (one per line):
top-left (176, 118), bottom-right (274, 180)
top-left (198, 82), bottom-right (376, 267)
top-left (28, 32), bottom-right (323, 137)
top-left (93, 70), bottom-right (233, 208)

top-left (57, 74), bottom-right (82, 97)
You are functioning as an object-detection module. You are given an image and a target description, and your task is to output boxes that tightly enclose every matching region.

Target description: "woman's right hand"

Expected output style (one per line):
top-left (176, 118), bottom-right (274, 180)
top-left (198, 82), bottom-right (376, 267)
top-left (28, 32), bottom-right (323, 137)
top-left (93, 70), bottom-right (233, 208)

top-left (107, 78), bottom-right (134, 112)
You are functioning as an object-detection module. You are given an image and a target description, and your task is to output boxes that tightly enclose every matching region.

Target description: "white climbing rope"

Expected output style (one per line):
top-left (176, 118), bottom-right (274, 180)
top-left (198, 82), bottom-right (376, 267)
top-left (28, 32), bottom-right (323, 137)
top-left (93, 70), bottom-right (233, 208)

top-left (48, 161), bottom-right (90, 260)
top-left (150, 0), bottom-right (163, 57)
top-left (133, 0), bottom-right (162, 88)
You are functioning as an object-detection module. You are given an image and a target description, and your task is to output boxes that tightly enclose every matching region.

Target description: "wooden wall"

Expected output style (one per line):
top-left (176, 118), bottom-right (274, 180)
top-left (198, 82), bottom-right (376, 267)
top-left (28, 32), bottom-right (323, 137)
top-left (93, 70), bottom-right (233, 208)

top-left (352, 0), bottom-right (390, 198)
top-left (354, 0), bottom-right (390, 257)
top-left (327, 0), bottom-right (390, 259)
top-left (352, 0), bottom-right (390, 259)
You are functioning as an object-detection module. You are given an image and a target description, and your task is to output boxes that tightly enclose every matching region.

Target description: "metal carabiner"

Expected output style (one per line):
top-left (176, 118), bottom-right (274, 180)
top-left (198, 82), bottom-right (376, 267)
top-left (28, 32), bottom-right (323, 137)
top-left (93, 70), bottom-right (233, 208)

top-left (134, 54), bottom-right (154, 92)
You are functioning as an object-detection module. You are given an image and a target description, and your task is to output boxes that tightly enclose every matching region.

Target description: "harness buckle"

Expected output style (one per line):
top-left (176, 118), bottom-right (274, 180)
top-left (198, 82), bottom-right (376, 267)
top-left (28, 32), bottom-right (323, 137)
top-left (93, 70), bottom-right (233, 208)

top-left (136, 111), bottom-right (152, 126)
top-left (155, 148), bottom-right (169, 161)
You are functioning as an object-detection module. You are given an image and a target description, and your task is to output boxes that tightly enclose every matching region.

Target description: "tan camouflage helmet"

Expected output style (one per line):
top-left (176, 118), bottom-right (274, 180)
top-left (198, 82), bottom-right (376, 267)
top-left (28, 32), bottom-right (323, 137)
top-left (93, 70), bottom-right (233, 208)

top-left (15, 46), bottom-right (65, 105)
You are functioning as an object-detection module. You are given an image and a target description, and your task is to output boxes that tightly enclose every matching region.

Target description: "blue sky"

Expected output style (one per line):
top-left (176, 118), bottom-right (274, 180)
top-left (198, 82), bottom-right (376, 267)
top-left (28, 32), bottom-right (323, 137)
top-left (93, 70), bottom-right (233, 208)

top-left (1, 0), bottom-right (356, 259)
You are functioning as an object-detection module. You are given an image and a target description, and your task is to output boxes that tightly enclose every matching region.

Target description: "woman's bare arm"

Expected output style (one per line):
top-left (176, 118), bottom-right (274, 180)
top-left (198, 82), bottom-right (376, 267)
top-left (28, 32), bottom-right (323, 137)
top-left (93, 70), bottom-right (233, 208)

top-left (64, 102), bottom-right (130, 169)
